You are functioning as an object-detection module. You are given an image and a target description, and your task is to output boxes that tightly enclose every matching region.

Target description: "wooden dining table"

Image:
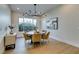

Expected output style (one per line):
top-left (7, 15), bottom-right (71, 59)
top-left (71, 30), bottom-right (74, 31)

top-left (27, 31), bottom-right (35, 35)
top-left (27, 31), bottom-right (45, 36)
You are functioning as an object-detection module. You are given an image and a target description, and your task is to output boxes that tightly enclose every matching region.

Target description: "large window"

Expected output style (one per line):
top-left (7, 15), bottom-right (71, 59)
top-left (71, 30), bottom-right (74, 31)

top-left (19, 18), bottom-right (37, 31)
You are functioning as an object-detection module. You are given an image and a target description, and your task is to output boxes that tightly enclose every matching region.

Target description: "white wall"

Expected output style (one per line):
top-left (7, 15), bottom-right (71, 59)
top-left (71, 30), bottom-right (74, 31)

top-left (41, 5), bottom-right (79, 47)
top-left (0, 5), bottom-right (11, 34)
top-left (11, 11), bottom-right (20, 33)
top-left (0, 4), bottom-right (11, 53)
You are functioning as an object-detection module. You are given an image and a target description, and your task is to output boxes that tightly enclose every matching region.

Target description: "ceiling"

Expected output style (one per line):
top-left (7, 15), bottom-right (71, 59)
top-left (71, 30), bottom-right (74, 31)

top-left (9, 4), bottom-right (59, 16)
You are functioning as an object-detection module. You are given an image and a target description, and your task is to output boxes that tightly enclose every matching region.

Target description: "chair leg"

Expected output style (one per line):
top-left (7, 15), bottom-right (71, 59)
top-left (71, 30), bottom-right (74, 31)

top-left (25, 40), bottom-right (28, 48)
top-left (43, 39), bottom-right (45, 44)
top-left (32, 42), bottom-right (35, 48)
top-left (40, 41), bottom-right (41, 46)
top-left (47, 39), bottom-right (49, 44)
top-left (32, 42), bottom-right (34, 47)
top-left (43, 39), bottom-right (44, 42)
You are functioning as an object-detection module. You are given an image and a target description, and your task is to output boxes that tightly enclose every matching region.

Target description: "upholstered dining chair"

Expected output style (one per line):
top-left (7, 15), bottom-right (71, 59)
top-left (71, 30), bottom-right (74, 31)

top-left (32, 33), bottom-right (41, 46)
top-left (23, 32), bottom-right (32, 47)
top-left (23, 32), bottom-right (31, 40)
top-left (42, 32), bottom-right (50, 43)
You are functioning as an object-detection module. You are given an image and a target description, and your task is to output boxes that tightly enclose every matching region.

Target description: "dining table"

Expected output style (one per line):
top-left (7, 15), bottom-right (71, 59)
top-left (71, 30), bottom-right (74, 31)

top-left (27, 31), bottom-right (45, 35)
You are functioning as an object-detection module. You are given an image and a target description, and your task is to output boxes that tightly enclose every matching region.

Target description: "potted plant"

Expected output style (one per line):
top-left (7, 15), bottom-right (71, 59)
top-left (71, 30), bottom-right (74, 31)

top-left (8, 25), bottom-right (14, 34)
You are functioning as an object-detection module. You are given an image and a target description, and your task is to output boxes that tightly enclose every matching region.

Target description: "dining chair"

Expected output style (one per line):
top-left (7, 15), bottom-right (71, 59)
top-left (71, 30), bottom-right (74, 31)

top-left (42, 32), bottom-right (50, 43)
top-left (32, 33), bottom-right (41, 46)
top-left (23, 32), bottom-right (31, 40)
top-left (23, 32), bottom-right (31, 45)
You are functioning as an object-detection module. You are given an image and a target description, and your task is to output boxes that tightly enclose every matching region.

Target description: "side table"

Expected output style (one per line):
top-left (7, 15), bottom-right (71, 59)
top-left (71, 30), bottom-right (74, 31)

top-left (4, 33), bottom-right (16, 50)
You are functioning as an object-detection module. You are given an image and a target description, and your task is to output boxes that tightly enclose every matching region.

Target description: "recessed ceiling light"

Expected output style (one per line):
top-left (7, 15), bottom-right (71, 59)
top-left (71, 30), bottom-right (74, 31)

top-left (17, 8), bottom-right (20, 10)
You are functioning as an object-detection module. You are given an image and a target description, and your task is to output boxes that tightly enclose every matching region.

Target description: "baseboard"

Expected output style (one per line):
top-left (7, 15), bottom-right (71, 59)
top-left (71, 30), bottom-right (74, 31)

top-left (50, 36), bottom-right (79, 48)
top-left (0, 48), bottom-right (4, 54)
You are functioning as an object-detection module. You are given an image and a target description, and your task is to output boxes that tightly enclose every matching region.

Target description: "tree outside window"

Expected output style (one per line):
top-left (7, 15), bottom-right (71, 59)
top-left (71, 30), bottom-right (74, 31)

top-left (19, 18), bottom-right (37, 32)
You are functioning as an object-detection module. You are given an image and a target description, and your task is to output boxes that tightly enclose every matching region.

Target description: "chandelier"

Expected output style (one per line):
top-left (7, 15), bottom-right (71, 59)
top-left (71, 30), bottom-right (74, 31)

top-left (23, 4), bottom-right (42, 17)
